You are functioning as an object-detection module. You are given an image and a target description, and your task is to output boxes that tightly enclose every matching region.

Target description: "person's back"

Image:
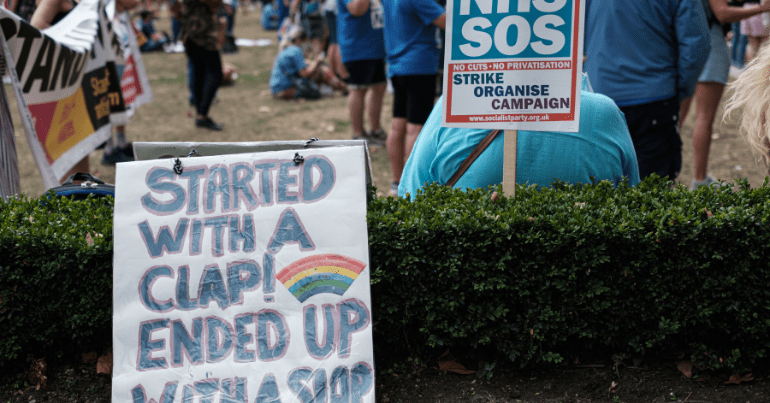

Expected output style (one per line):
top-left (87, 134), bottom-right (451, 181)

top-left (398, 77), bottom-right (640, 197)
top-left (584, 0), bottom-right (708, 106)
top-left (583, 0), bottom-right (709, 181)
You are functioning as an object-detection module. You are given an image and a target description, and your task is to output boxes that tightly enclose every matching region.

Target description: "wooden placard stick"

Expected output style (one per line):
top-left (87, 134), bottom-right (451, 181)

top-left (502, 130), bottom-right (517, 197)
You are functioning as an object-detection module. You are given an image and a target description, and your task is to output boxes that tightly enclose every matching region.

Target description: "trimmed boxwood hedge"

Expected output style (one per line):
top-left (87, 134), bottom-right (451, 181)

top-left (2, 176), bottom-right (770, 374)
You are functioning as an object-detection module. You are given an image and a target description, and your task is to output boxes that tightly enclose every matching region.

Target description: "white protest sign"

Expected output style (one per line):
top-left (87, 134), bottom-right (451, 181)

top-left (442, 0), bottom-right (585, 132)
top-left (112, 146), bottom-right (374, 403)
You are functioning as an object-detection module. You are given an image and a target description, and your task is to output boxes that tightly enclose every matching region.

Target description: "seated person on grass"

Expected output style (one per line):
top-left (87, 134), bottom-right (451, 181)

top-left (398, 74), bottom-right (641, 198)
top-left (138, 9), bottom-right (170, 52)
top-left (269, 26), bottom-right (347, 100)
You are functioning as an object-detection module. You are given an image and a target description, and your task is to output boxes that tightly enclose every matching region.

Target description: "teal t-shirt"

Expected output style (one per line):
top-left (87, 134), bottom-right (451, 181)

top-left (398, 77), bottom-right (641, 197)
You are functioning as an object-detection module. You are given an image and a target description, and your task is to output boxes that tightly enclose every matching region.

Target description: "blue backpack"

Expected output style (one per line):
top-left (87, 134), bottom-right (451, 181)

top-left (262, 3), bottom-right (279, 30)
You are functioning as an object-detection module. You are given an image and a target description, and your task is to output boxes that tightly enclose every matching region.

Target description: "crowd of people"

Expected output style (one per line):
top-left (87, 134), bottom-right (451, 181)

top-left (258, 0), bottom-right (770, 197)
top-left (6, 0), bottom-right (770, 193)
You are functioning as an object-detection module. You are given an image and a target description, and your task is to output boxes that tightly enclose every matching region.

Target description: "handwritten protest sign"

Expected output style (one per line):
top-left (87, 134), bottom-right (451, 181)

top-left (442, 0), bottom-right (584, 132)
top-left (112, 146), bottom-right (375, 403)
top-left (0, 0), bottom-right (150, 188)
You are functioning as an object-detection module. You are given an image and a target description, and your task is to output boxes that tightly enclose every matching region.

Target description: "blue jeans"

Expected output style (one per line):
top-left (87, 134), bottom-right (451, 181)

top-left (731, 22), bottom-right (748, 68)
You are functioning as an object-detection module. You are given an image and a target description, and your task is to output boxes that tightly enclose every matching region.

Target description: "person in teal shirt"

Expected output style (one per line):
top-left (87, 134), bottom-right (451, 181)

top-left (398, 75), bottom-right (641, 198)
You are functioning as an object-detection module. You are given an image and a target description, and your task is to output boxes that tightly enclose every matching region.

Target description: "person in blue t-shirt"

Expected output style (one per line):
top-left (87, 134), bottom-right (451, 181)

top-left (398, 75), bottom-right (641, 198)
top-left (270, 27), bottom-right (347, 99)
top-left (337, 0), bottom-right (388, 144)
top-left (382, 0), bottom-right (445, 195)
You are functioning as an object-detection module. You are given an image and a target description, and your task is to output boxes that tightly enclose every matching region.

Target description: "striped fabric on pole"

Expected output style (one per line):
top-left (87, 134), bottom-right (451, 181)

top-left (0, 64), bottom-right (21, 200)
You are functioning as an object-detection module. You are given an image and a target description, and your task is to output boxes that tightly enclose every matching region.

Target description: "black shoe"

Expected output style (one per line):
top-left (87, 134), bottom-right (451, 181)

top-left (195, 117), bottom-right (223, 131)
top-left (101, 149), bottom-right (134, 166)
top-left (119, 143), bottom-right (134, 158)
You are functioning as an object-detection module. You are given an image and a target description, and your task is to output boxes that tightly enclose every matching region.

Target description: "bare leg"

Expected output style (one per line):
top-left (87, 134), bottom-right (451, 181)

top-left (679, 96), bottom-right (693, 131)
top-left (328, 44), bottom-right (348, 80)
top-left (310, 38), bottom-right (323, 59)
top-left (348, 88), bottom-right (367, 137)
top-left (404, 123), bottom-right (423, 160)
top-left (692, 81), bottom-right (726, 181)
top-left (366, 82), bottom-right (387, 133)
top-left (387, 117), bottom-right (407, 183)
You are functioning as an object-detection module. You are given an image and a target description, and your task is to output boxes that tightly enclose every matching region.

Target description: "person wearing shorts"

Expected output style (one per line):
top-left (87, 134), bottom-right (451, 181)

top-left (324, 0), bottom-right (347, 80)
top-left (741, 1), bottom-right (769, 60)
top-left (382, 0), bottom-right (445, 194)
top-left (337, 0), bottom-right (387, 144)
top-left (680, 0), bottom-right (770, 189)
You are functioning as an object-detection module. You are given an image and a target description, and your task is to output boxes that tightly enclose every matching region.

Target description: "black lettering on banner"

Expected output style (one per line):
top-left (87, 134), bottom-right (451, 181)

top-left (0, 18), bottom-right (18, 41)
top-left (68, 52), bottom-right (86, 87)
top-left (23, 35), bottom-right (55, 93)
top-left (14, 22), bottom-right (42, 78)
top-left (105, 62), bottom-right (126, 113)
top-left (81, 67), bottom-right (112, 130)
top-left (49, 46), bottom-right (77, 91)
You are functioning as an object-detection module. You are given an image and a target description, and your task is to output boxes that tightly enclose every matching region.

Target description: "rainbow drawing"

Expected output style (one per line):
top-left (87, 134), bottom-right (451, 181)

top-left (276, 254), bottom-right (367, 303)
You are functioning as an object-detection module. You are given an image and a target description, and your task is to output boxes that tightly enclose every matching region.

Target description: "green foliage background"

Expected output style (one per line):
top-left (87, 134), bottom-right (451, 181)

top-left (2, 177), bottom-right (770, 374)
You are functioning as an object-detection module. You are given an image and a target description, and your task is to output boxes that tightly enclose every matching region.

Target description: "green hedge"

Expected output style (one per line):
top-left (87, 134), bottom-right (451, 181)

top-left (2, 177), bottom-right (770, 374)
top-left (0, 194), bottom-right (113, 370)
top-left (368, 178), bottom-right (770, 371)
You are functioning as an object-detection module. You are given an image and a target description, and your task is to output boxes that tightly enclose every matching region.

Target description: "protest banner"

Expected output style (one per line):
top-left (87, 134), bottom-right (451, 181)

top-left (441, 0), bottom-right (585, 133)
top-left (0, 0), bottom-right (144, 188)
top-left (112, 146), bottom-right (375, 403)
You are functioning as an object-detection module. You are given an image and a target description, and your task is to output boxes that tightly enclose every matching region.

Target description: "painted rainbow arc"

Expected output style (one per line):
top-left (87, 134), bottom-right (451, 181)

top-left (276, 254), bottom-right (367, 303)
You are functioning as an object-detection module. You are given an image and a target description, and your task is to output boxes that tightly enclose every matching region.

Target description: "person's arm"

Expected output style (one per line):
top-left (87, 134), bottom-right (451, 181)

top-left (7, 0), bottom-right (19, 14)
top-left (432, 12), bottom-right (445, 29)
top-left (298, 52), bottom-right (323, 77)
top-left (709, 0), bottom-right (770, 24)
top-left (289, 0), bottom-right (300, 15)
top-left (216, 14), bottom-right (226, 48)
top-left (674, 0), bottom-right (710, 101)
top-left (29, 0), bottom-right (63, 29)
top-left (345, 0), bottom-right (368, 17)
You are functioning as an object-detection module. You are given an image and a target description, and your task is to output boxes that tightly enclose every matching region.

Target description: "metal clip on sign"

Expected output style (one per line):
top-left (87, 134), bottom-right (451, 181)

top-left (293, 152), bottom-right (305, 165)
top-left (172, 149), bottom-right (199, 175)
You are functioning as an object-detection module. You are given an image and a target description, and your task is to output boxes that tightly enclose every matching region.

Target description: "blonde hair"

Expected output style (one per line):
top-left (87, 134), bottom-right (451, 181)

top-left (724, 43), bottom-right (770, 164)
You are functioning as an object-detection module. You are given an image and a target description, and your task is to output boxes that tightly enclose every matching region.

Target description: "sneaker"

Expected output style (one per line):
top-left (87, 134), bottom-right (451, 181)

top-left (690, 174), bottom-right (718, 190)
top-left (389, 182), bottom-right (399, 196)
top-left (365, 129), bottom-right (387, 146)
top-left (195, 117), bottom-right (224, 131)
top-left (101, 149), bottom-right (134, 166)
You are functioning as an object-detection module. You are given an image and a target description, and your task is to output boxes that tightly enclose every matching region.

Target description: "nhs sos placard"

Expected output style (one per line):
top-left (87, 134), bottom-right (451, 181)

top-left (442, 0), bottom-right (584, 132)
